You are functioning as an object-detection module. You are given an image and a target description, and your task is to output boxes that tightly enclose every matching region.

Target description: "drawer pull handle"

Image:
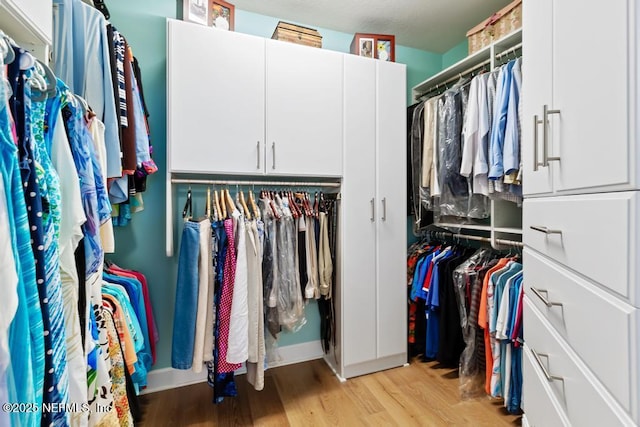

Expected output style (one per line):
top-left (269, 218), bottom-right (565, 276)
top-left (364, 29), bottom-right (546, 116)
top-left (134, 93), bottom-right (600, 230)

top-left (530, 287), bottom-right (563, 308)
top-left (531, 349), bottom-right (564, 383)
top-left (530, 225), bottom-right (562, 235)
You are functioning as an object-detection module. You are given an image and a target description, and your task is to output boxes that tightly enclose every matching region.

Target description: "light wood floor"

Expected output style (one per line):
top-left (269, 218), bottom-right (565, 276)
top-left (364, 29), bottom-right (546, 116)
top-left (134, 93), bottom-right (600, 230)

top-left (138, 358), bottom-right (522, 426)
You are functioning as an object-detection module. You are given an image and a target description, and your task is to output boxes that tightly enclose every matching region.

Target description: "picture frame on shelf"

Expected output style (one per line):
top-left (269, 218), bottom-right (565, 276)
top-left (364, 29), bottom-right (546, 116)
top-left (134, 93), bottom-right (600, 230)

top-left (182, 0), bottom-right (209, 26)
top-left (377, 38), bottom-right (393, 61)
top-left (350, 33), bottom-right (396, 62)
top-left (209, 0), bottom-right (235, 31)
top-left (359, 37), bottom-right (374, 58)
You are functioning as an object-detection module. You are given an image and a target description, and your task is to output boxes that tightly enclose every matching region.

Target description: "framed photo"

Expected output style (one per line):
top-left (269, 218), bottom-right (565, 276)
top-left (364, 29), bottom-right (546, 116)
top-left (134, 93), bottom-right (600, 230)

top-left (377, 39), bottom-right (392, 62)
top-left (209, 0), bottom-right (235, 31)
top-left (358, 37), bottom-right (374, 58)
top-left (351, 33), bottom-right (396, 62)
top-left (182, 0), bottom-right (209, 26)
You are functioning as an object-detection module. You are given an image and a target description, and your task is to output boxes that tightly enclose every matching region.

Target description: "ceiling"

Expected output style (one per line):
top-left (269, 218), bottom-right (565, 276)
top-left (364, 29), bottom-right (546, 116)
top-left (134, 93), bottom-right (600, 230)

top-left (230, 0), bottom-right (514, 53)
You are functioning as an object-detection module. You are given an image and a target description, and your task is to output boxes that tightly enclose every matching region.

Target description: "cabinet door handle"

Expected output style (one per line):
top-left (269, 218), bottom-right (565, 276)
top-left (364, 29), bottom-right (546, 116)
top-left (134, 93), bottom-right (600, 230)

top-left (530, 287), bottom-right (563, 308)
top-left (533, 115), bottom-right (544, 172)
top-left (272, 142), bottom-right (276, 170)
top-left (529, 225), bottom-right (562, 235)
top-left (256, 141), bottom-right (261, 169)
top-left (542, 104), bottom-right (561, 167)
top-left (531, 348), bottom-right (564, 383)
top-left (370, 198), bottom-right (375, 222)
top-left (381, 197), bottom-right (387, 221)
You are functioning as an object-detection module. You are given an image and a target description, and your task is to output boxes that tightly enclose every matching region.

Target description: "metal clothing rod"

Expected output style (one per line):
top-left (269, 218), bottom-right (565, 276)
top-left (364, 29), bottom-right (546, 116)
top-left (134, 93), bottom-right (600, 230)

top-left (449, 233), bottom-right (523, 248)
top-left (417, 58), bottom-right (491, 100)
top-left (495, 42), bottom-right (523, 59)
top-left (171, 178), bottom-right (341, 188)
top-left (427, 229), bottom-right (523, 248)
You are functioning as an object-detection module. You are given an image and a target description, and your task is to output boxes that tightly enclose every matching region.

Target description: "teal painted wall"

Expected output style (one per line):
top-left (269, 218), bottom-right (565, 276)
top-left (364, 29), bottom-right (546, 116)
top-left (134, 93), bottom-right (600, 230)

top-left (441, 38), bottom-right (469, 69)
top-left (235, 9), bottom-right (442, 105)
top-left (107, 1), bottom-right (445, 370)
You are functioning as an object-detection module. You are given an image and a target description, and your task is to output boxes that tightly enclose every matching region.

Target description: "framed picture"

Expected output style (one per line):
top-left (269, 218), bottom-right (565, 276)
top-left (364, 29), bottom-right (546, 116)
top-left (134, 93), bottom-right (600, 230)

top-left (377, 39), bottom-right (392, 62)
top-left (359, 37), bottom-right (374, 58)
top-left (183, 0), bottom-right (209, 26)
top-left (350, 33), bottom-right (396, 62)
top-left (209, 0), bottom-right (235, 31)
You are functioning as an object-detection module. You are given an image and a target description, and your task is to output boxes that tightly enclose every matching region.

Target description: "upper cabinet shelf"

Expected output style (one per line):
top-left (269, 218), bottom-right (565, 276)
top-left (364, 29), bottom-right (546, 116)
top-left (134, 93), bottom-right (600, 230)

top-left (0, 0), bottom-right (52, 60)
top-left (411, 28), bottom-right (522, 102)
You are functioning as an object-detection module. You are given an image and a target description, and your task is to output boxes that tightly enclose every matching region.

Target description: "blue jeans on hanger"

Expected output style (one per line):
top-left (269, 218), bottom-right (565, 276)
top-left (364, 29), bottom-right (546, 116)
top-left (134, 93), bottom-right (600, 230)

top-left (172, 220), bottom-right (201, 369)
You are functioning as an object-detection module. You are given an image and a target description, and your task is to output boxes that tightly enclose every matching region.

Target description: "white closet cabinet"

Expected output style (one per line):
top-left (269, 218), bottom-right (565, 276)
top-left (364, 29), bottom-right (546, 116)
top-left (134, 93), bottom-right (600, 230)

top-left (167, 19), bottom-right (343, 178)
top-left (167, 20), bottom-right (265, 175)
top-left (522, 0), bottom-right (636, 197)
top-left (334, 55), bottom-right (406, 379)
top-left (375, 61), bottom-right (408, 360)
top-left (265, 40), bottom-right (343, 177)
top-left (521, 1), bottom-right (640, 425)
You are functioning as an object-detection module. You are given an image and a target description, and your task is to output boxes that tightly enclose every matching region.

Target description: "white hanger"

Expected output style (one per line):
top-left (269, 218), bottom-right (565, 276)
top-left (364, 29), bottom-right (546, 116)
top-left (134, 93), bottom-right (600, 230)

top-left (0, 35), bottom-right (14, 65)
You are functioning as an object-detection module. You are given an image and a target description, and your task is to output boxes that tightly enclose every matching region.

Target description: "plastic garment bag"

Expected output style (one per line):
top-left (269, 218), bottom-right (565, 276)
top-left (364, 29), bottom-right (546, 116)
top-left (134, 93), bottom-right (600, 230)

top-left (410, 101), bottom-right (427, 230)
top-left (274, 195), bottom-right (306, 332)
top-left (437, 80), bottom-right (490, 219)
top-left (453, 249), bottom-right (493, 399)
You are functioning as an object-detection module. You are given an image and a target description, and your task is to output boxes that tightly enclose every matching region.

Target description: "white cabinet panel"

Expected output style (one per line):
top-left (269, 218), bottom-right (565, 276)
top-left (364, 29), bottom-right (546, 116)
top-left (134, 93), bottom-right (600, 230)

top-left (553, 0), bottom-right (631, 193)
top-left (522, 0), bottom-right (553, 196)
top-left (266, 40), bottom-right (343, 177)
top-left (524, 249), bottom-right (638, 415)
top-left (168, 21), bottom-right (265, 175)
top-left (524, 299), bottom-right (635, 426)
top-left (1, 0), bottom-right (52, 42)
top-left (523, 192), bottom-right (637, 303)
top-left (522, 344), bottom-right (570, 427)
top-left (12, 0), bottom-right (51, 38)
top-left (342, 55), bottom-right (377, 367)
top-left (375, 61), bottom-right (407, 358)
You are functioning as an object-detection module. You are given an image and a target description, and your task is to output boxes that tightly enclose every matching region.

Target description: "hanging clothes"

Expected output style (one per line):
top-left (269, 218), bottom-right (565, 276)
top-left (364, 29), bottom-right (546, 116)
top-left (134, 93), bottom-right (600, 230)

top-left (407, 233), bottom-right (523, 414)
top-left (411, 57), bottom-right (523, 231)
top-left (245, 217), bottom-right (266, 391)
top-left (1, 52), bottom-right (45, 427)
top-left (174, 188), bottom-right (338, 400)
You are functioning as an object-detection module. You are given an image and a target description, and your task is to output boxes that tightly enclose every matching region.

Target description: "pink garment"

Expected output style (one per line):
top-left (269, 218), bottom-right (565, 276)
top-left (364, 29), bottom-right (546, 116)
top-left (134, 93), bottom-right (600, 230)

top-left (108, 265), bottom-right (159, 364)
top-left (218, 219), bottom-right (242, 373)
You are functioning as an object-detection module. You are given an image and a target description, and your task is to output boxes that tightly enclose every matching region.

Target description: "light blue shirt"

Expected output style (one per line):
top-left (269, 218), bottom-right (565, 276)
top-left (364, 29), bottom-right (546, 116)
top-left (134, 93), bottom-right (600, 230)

top-left (53, 0), bottom-right (122, 178)
top-left (488, 61), bottom-right (515, 179)
top-left (131, 63), bottom-right (151, 165)
top-left (503, 59), bottom-right (522, 175)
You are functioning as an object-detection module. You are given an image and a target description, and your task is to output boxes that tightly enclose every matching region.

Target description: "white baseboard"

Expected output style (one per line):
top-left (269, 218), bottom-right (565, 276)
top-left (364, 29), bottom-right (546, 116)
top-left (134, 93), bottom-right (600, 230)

top-left (142, 340), bottom-right (324, 395)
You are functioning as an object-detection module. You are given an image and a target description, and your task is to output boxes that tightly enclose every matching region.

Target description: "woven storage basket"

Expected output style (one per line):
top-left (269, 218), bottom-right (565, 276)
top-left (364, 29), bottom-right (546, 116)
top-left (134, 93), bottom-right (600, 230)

top-left (466, 0), bottom-right (522, 54)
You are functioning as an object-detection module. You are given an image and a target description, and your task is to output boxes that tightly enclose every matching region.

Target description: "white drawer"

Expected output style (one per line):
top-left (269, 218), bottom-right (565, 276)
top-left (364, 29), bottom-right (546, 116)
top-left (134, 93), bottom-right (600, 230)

top-left (524, 249), bottom-right (639, 416)
top-left (523, 192), bottom-right (639, 304)
top-left (523, 298), bottom-right (636, 426)
top-left (522, 343), bottom-right (570, 427)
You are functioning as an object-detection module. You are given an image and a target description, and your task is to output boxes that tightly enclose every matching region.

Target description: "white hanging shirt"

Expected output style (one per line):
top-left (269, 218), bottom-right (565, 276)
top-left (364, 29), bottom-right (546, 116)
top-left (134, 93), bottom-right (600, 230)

top-left (227, 211), bottom-right (249, 364)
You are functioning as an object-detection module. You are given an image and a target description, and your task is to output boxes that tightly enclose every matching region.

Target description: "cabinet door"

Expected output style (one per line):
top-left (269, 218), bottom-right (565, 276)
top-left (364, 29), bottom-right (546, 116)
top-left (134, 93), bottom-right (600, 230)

top-left (521, 0), bottom-right (553, 196)
top-left (265, 40), bottom-right (343, 177)
top-left (168, 21), bottom-right (265, 174)
top-left (341, 55), bottom-right (377, 367)
top-left (375, 61), bottom-right (407, 359)
top-left (552, 0), bottom-right (631, 193)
